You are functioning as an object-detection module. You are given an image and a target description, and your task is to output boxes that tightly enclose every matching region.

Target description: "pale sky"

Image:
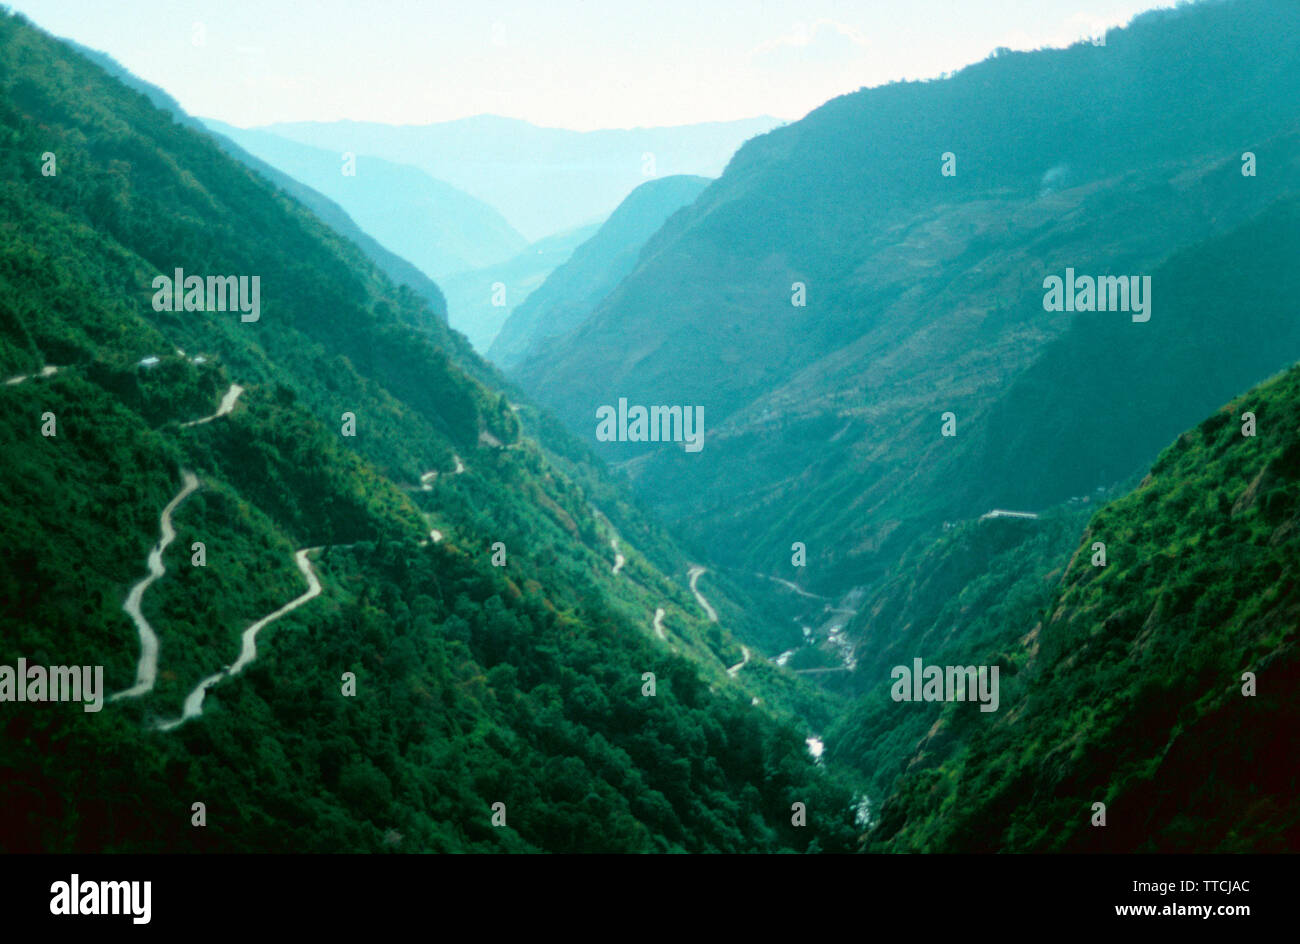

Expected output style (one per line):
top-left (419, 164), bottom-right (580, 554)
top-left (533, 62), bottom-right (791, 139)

top-left (9, 0), bottom-right (1175, 130)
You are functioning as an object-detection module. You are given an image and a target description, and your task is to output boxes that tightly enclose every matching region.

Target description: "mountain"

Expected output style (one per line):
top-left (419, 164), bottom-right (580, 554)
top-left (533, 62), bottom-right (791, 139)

top-left (512, 0), bottom-right (1300, 605)
top-left (257, 114), bottom-right (784, 240)
top-left (62, 40), bottom-right (450, 322)
top-left (440, 223), bottom-right (599, 354)
top-left (0, 10), bottom-right (858, 853)
top-left (813, 188), bottom-right (1300, 851)
top-left (856, 357), bottom-right (1300, 852)
top-left (203, 120), bottom-right (529, 279)
top-left (492, 175), bottom-right (711, 369)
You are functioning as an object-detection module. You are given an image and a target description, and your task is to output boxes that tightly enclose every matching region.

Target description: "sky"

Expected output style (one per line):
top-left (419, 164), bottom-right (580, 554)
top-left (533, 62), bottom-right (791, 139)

top-left (9, 0), bottom-right (1176, 130)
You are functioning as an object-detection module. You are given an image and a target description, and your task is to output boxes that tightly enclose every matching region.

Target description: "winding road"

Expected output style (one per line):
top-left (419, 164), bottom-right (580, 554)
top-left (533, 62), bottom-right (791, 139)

top-left (655, 567), bottom-right (754, 675)
top-left (114, 385), bottom-right (246, 701)
top-left (180, 383), bottom-right (243, 428)
top-left (761, 573), bottom-right (826, 600)
top-left (687, 566), bottom-right (718, 622)
top-left (109, 377), bottom-right (321, 725)
top-left (110, 470), bottom-right (200, 702)
top-left (418, 454), bottom-right (466, 490)
top-left (156, 547), bottom-right (322, 731)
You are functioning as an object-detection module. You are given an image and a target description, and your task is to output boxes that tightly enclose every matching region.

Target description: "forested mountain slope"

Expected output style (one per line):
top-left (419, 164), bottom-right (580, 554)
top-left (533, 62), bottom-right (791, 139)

top-left (64, 40), bottom-right (451, 322)
top-left (821, 189), bottom-right (1300, 850)
top-left (516, 0), bottom-right (1300, 595)
top-left (0, 12), bottom-right (856, 853)
top-left (862, 361), bottom-right (1300, 851)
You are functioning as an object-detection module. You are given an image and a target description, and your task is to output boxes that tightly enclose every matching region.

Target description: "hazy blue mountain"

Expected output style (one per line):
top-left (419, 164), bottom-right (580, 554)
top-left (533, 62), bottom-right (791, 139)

top-left (440, 223), bottom-right (599, 354)
top-left (203, 119), bottom-right (529, 278)
top-left (256, 114), bottom-right (783, 239)
top-left (62, 40), bottom-right (450, 322)
top-left (492, 175), bottom-right (711, 369)
top-left (513, 0), bottom-right (1300, 600)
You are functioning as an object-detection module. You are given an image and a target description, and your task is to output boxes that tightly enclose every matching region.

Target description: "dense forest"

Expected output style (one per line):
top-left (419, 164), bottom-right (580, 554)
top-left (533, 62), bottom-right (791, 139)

top-left (1, 0), bottom-right (1296, 857)
top-left (824, 192), bottom-right (1300, 850)
top-left (0, 11), bottom-right (859, 853)
top-left (515, 0), bottom-right (1300, 597)
top-left (864, 360), bottom-right (1300, 851)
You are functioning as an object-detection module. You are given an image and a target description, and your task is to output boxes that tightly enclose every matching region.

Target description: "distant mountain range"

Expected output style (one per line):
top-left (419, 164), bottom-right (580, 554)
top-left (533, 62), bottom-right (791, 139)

top-left (514, 0), bottom-right (1300, 598)
top-left (201, 119), bottom-right (766, 350)
top-left (439, 223), bottom-right (598, 354)
top-left (203, 120), bottom-right (529, 279)
top-left (254, 114), bottom-right (784, 240)
top-left (491, 175), bottom-right (711, 369)
top-left (62, 41), bottom-right (451, 323)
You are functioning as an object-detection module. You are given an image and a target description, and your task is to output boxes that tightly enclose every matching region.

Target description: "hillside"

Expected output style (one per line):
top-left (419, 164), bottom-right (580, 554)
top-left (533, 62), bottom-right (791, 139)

top-left (204, 120), bottom-right (529, 279)
top-left (823, 500), bottom-right (1100, 804)
top-left (492, 175), bottom-right (711, 369)
top-left (62, 40), bottom-right (451, 322)
top-left (0, 11), bottom-right (858, 853)
top-left (5, 0), bottom-right (1297, 861)
top-left (512, 0), bottom-right (1300, 598)
top-left (818, 176), bottom-right (1300, 846)
top-left (864, 361), bottom-right (1300, 852)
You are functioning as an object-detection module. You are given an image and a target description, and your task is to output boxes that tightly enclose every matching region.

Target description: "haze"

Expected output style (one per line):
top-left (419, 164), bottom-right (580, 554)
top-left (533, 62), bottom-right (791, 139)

top-left (10, 0), bottom-right (1170, 129)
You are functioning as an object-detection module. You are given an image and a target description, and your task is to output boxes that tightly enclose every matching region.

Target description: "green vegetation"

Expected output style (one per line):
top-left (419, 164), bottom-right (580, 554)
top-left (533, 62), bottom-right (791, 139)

top-left (819, 167), bottom-right (1300, 850)
top-left (826, 505), bottom-right (1095, 803)
top-left (515, 0), bottom-right (1300, 595)
top-left (3, 0), bottom-right (1295, 857)
top-left (857, 365), bottom-right (1300, 851)
top-left (0, 12), bottom-right (857, 853)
